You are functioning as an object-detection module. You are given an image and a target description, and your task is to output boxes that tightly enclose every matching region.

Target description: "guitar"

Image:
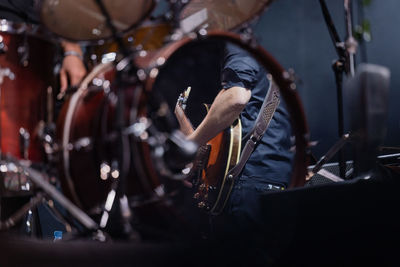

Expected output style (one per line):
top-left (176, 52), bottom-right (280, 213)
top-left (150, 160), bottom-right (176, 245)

top-left (192, 104), bottom-right (242, 215)
top-left (176, 87), bottom-right (242, 215)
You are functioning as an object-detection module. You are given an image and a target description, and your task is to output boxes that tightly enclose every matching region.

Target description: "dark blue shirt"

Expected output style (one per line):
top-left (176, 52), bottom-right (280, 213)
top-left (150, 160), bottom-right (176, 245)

top-left (221, 43), bottom-right (294, 187)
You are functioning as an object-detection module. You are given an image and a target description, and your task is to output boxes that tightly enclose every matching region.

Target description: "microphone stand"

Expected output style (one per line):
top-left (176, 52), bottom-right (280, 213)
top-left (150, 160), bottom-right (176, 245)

top-left (318, 0), bottom-right (357, 179)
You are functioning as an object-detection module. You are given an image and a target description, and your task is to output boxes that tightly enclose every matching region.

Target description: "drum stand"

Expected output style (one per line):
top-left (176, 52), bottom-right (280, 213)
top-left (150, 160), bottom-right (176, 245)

top-left (92, 0), bottom-right (142, 240)
top-left (0, 163), bottom-right (105, 237)
top-left (317, 0), bottom-right (358, 179)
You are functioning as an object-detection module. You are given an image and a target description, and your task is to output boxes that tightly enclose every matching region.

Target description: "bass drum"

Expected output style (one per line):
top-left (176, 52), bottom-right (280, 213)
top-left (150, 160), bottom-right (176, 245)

top-left (56, 57), bottom-right (189, 238)
top-left (135, 30), bottom-right (309, 189)
top-left (131, 31), bottom-right (309, 236)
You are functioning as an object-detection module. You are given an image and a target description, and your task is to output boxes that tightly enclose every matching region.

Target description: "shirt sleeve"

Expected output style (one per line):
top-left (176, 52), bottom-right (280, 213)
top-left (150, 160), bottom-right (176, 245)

top-left (221, 43), bottom-right (260, 90)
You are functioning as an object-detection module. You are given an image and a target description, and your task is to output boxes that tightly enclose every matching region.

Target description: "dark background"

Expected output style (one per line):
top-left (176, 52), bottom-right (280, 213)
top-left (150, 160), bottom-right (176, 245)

top-left (253, 0), bottom-right (400, 160)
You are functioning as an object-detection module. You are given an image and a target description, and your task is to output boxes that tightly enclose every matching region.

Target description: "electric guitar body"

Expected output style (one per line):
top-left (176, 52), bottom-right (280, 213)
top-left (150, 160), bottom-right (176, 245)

top-left (192, 104), bottom-right (242, 215)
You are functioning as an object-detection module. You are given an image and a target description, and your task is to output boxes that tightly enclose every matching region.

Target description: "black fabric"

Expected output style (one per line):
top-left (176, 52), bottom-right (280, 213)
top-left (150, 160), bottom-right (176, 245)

top-left (207, 43), bottom-right (294, 239)
top-left (221, 43), bottom-right (294, 187)
top-left (0, 0), bottom-right (39, 24)
top-left (2, 171), bottom-right (399, 267)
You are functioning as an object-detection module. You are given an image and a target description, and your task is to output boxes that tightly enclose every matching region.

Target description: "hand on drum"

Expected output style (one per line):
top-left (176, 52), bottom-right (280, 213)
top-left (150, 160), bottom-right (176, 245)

top-left (60, 41), bottom-right (87, 93)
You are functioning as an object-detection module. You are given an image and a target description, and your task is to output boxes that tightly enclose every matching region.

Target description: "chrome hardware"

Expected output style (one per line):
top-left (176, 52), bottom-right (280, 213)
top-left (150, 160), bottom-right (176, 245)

top-left (0, 35), bottom-right (7, 54)
top-left (17, 37), bottom-right (29, 67)
top-left (110, 160), bottom-right (120, 179)
top-left (199, 183), bottom-right (206, 191)
top-left (0, 65), bottom-right (15, 85)
top-left (100, 162), bottom-right (111, 181)
top-left (19, 128), bottom-right (30, 160)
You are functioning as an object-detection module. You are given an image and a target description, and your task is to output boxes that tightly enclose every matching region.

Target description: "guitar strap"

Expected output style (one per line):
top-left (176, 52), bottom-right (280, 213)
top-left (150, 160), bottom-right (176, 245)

top-left (225, 77), bottom-right (281, 183)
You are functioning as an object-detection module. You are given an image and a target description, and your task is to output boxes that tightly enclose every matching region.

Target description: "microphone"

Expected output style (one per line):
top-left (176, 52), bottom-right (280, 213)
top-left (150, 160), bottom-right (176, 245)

top-left (345, 63), bottom-right (390, 177)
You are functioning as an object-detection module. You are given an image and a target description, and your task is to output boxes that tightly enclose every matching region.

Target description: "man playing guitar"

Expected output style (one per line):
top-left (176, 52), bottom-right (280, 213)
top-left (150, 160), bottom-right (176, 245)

top-left (175, 42), bottom-right (294, 240)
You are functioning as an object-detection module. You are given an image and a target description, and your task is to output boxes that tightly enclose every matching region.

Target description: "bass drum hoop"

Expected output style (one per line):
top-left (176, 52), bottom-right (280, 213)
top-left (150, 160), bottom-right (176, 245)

top-left (136, 30), bottom-right (309, 188)
top-left (60, 61), bottom-right (115, 208)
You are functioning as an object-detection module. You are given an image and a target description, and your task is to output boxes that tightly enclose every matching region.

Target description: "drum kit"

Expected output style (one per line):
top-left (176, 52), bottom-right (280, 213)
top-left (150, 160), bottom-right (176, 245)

top-left (0, 0), bottom-right (308, 241)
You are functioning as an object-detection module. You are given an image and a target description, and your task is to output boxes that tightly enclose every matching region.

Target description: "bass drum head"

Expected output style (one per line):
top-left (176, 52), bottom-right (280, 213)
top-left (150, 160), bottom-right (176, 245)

top-left (40, 0), bottom-right (155, 43)
top-left (133, 31), bottom-right (309, 238)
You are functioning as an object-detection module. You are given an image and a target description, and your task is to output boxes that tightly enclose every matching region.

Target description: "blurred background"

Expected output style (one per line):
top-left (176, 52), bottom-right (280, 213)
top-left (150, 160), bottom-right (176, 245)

top-left (252, 0), bottom-right (399, 160)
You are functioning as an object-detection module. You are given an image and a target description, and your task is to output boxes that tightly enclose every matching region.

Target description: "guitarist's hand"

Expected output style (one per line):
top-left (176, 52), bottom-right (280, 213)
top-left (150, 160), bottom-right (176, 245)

top-left (174, 102), bottom-right (194, 136)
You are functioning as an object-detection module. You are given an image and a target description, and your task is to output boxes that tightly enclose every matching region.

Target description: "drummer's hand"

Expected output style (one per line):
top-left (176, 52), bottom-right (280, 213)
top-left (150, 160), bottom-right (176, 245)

top-left (174, 103), bottom-right (194, 136)
top-left (60, 41), bottom-right (87, 93)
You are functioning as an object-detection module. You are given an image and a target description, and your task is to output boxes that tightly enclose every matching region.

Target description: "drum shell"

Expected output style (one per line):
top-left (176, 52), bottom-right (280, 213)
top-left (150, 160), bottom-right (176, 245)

top-left (0, 23), bottom-right (57, 162)
top-left (56, 64), bottom-right (161, 213)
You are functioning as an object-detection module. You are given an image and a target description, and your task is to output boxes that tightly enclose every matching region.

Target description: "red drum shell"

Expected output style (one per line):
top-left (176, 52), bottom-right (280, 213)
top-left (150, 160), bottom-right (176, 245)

top-left (56, 62), bottom-right (161, 213)
top-left (0, 21), bottom-right (56, 162)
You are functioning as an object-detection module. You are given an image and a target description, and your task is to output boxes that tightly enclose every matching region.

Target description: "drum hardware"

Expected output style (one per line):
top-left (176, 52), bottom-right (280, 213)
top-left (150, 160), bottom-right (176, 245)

top-left (0, 192), bottom-right (43, 231)
top-left (168, 0), bottom-right (192, 29)
top-left (20, 165), bottom-right (100, 233)
top-left (93, 0), bottom-right (131, 58)
top-left (319, 0), bottom-right (358, 179)
top-left (0, 35), bottom-right (7, 53)
top-left (0, 65), bottom-right (15, 84)
top-left (17, 35), bottom-right (30, 67)
top-left (0, 158), bottom-right (33, 196)
top-left (19, 128), bottom-right (30, 160)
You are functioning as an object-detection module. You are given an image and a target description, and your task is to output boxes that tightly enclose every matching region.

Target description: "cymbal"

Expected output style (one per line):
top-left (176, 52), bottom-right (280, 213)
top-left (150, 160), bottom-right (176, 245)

top-left (179, 0), bottom-right (273, 32)
top-left (40, 0), bottom-right (155, 43)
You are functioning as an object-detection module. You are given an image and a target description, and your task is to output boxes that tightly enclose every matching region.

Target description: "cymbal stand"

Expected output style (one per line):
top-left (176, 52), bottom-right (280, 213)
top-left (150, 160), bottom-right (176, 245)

top-left (318, 0), bottom-right (358, 179)
top-left (94, 0), bottom-right (140, 239)
top-left (0, 165), bottom-right (103, 240)
top-left (168, 0), bottom-right (191, 29)
top-left (0, 193), bottom-right (44, 232)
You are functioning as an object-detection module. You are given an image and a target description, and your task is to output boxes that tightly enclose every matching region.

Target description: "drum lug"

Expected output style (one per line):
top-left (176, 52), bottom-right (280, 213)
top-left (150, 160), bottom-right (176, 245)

top-left (0, 35), bottom-right (7, 54)
top-left (282, 68), bottom-right (298, 90)
top-left (17, 39), bottom-right (29, 67)
top-left (0, 66), bottom-right (15, 85)
top-left (19, 128), bottom-right (30, 160)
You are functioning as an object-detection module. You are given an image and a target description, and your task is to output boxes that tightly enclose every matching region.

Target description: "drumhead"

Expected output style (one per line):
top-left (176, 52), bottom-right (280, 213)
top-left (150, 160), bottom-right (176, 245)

top-left (40, 0), bottom-right (155, 43)
top-left (136, 31), bottom-right (309, 189)
top-left (179, 0), bottom-right (273, 32)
